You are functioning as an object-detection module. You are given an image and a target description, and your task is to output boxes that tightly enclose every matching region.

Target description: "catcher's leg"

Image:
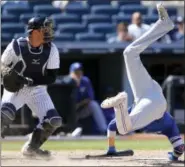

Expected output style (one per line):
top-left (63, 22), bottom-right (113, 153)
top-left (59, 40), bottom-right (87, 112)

top-left (1, 89), bottom-right (24, 137)
top-left (23, 87), bottom-right (62, 157)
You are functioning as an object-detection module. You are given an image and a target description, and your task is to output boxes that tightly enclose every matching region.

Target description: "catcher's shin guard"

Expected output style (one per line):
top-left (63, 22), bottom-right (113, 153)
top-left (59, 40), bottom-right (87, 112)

top-left (1, 103), bottom-right (16, 137)
top-left (27, 109), bottom-right (62, 150)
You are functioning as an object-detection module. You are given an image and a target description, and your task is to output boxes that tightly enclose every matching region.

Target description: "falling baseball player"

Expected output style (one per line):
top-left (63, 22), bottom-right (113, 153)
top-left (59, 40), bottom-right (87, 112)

top-left (101, 4), bottom-right (184, 161)
top-left (1, 16), bottom-right (62, 158)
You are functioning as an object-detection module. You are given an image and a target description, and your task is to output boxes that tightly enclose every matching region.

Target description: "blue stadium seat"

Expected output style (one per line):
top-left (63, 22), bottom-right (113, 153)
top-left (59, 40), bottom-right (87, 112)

top-left (112, 15), bottom-right (131, 24)
top-left (58, 23), bottom-right (87, 34)
top-left (2, 23), bottom-right (25, 34)
top-left (91, 5), bottom-right (119, 16)
top-left (2, 1), bottom-right (29, 11)
top-left (1, 33), bottom-right (13, 43)
top-left (143, 15), bottom-right (158, 24)
top-left (106, 33), bottom-right (117, 40)
top-left (88, 23), bottom-right (115, 34)
top-left (87, 0), bottom-right (110, 6)
top-left (118, 0), bottom-right (141, 5)
top-left (14, 33), bottom-right (26, 39)
top-left (51, 14), bottom-right (80, 25)
top-left (28, 0), bottom-right (51, 7)
top-left (3, 5), bottom-right (33, 15)
top-left (20, 14), bottom-right (47, 24)
top-left (75, 32), bottom-right (105, 42)
top-left (54, 33), bottom-right (74, 42)
top-left (64, 4), bottom-right (90, 16)
top-left (82, 14), bottom-right (111, 24)
top-left (120, 5), bottom-right (148, 15)
top-left (34, 5), bottom-right (61, 15)
top-left (1, 14), bottom-right (19, 23)
top-left (153, 7), bottom-right (177, 16)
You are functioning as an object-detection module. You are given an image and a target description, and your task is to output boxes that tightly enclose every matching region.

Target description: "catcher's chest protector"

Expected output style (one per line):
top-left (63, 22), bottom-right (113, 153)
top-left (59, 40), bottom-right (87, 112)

top-left (16, 38), bottom-right (51, 78)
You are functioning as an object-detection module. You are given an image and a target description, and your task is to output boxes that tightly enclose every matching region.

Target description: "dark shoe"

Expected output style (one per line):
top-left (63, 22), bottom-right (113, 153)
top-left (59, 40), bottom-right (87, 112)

top-left (22, 142), bottom-right (51, 158)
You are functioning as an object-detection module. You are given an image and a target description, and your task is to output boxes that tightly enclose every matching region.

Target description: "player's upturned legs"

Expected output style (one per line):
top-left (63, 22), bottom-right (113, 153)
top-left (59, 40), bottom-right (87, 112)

top-left (123, 3), bottom-right (174, 102)
top-left (101, 4), bottom-right (173, 134)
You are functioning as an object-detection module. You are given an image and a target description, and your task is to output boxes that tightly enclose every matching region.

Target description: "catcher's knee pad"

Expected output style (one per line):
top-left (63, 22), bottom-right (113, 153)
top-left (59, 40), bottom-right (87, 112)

top-left (42, 109), bottom-right (62, 131)
top-left (1, 103), bottom-right (16, 126)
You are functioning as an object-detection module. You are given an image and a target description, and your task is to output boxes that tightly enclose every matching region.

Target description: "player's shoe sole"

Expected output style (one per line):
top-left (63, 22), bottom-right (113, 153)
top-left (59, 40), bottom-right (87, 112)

top-left (156, 3), bottom-right (175, 31)
top-left (157, 3), bottom-right (169, 21)
top-left (156, 3), bottom-right (174, 31)
top-left (101, 92), bottom-right (127, 109)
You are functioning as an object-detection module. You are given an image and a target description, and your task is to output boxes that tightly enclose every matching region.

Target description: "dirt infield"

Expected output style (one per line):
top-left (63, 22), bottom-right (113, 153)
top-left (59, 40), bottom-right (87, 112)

top-left (2, 150), bottom-right (184, 166)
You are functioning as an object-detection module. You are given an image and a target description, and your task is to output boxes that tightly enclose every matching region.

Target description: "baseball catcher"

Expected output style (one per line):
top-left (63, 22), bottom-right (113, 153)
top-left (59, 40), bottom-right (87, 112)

top-left (1, 16), bottom-right (62, 158)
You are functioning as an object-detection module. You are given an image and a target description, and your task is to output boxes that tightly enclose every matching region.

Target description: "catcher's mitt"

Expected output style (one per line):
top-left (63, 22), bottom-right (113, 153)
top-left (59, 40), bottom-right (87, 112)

top-left (1, 66), bottom-right (25, 92)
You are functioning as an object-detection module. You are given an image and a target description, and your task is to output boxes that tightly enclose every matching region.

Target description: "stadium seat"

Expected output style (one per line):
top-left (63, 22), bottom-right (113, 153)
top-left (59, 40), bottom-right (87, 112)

top-left (75, 32), bottom-right (105, 42)
top-left (106, 33), bottom-right (117, 40)
top-left (66, 1), bottom-right (86, 7)
top-left (88, 23), bottom-right (115, 34)
top-left (82, 14), bottom-right (111, 24)
top-left (58, 23), bottom-right (87, 34)
top-left (54, 33), bottom-right (74, 42)
top-left (91, 5), bottom-right (119, 16)
top-left (153, 7), bottom-right (177, 16)
top-left (20, 13), bottom-right (47, 24)
top-left (112, 15), bottom-right (131, 24)
top-left (87, 0), bottom-right (110, 6)
top-left (1, 33), bottom-right (13, 43)
top-left (3, 5), bottom-right (33, 15)
top-left (118, 0), bottom-right (141, 5)
top-left (34, 5), bottom-right (61, 15)
top-left (2, 1), bottom-right (29, 11)
top-left (28, 0), bottom-right (51, 7)
top-left (120, 5), bottom-right (148, 15)
top-left (64, 4), bottom-right (90, 16)
top-left (2, 23), bottom-right (25, 34)
top-left (14, 33), bottom-right (26, 39)
top-left (51, 14), bottom-right (81, 25)
top-left (143, 15), bottom-right (158, 24)
top-left (1, 14), bottom-right (19, 23)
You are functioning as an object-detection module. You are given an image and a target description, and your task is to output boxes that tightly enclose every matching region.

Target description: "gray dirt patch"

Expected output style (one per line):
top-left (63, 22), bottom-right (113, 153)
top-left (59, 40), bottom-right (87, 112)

top-left (2, 150), bottom-right (184, 166)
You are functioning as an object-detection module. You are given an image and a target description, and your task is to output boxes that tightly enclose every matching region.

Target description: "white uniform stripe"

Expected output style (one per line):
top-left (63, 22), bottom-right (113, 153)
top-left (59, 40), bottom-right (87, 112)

top-left (46, 43), bottom-right (60, 69)
top-left (119, 103), bottom-right (127, 132)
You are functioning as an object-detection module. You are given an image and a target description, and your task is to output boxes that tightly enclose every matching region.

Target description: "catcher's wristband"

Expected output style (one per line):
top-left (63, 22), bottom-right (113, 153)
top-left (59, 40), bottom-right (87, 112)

top-left (24, 77), bottom-right (33, 86)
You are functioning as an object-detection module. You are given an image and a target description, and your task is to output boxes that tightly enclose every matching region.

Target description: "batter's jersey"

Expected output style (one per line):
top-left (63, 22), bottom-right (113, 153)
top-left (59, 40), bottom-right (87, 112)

top-left (1, 37), bottom-right (60, 81)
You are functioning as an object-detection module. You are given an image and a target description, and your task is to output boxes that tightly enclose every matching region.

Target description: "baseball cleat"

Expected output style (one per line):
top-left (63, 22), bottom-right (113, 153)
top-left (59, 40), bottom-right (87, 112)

top-left (156, 3), bottom-right (174, 31)
top-left (168, 144), bottom-right (184, 161)
top-left (101, 92), bottom-right (127, 109)
top-left (157, 3), bottom-right (169, 20)
top-left (21, 142), bottom-right (51, 158)
top-left (168, 152), bottom-right (178, 161)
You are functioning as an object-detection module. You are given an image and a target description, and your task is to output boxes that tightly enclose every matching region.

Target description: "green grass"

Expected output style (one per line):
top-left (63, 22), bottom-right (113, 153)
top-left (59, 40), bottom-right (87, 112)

top-left (2, 139), bottom-right (171, 151)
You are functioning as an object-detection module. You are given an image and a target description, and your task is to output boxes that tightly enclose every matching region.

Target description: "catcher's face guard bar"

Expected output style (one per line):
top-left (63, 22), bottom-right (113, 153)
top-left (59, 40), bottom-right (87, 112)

top-left (42, 17), bottom-right (54, 43)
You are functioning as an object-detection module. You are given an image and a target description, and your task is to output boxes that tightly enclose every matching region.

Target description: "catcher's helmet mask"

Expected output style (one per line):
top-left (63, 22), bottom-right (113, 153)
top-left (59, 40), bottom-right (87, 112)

top-left (27, 16), bottom-right (54, 43)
